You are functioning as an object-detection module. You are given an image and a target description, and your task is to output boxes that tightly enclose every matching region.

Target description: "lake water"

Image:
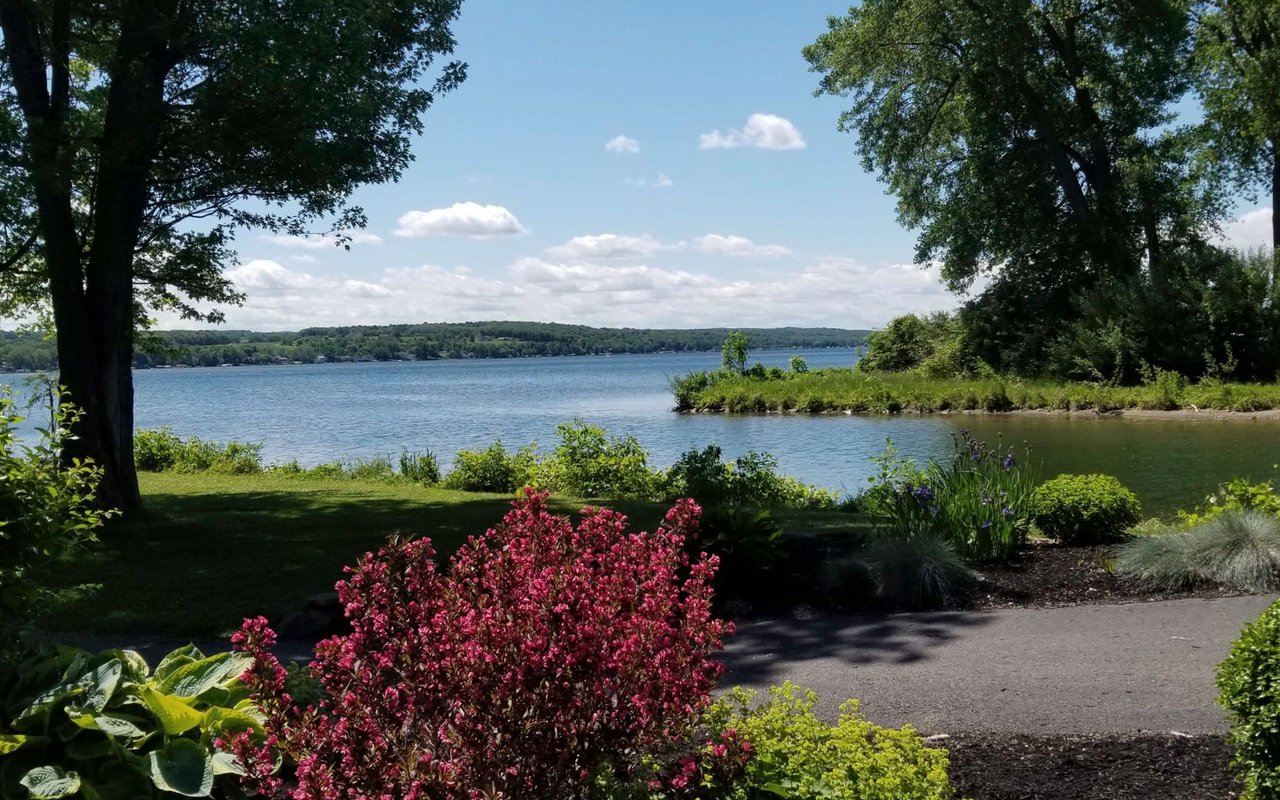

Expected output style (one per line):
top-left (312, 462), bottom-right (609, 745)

top-left (5, 348), bottom-right (1279, 516)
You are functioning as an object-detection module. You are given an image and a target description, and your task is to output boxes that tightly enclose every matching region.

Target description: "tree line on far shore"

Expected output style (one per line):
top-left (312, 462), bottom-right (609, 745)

top-left (0, 323), bottom-right (870, 372)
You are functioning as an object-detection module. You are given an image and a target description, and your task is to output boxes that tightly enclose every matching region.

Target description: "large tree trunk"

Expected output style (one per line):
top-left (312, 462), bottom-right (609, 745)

top-left (1, 1), bottom-right (174, 512)
top-left (1271, 138), bottom-right (1279, 300)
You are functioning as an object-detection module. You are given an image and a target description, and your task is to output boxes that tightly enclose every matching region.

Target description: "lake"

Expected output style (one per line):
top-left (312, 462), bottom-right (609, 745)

top-left (5, 348), bottom-right (1279, 516)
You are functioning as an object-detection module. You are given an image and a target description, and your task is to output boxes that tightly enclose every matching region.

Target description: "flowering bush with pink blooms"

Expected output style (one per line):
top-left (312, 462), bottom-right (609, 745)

top-left (234, 489), bottom-right (731, 800)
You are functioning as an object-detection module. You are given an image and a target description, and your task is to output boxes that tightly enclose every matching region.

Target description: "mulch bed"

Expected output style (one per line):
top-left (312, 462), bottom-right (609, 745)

top-left (940, 731), bottom-right (1239, 799)
top-left (969, 541), bottom-right (1244, 610)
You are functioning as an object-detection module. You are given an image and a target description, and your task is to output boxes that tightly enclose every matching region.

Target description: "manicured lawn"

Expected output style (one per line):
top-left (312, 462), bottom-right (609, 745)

top-left (41, 472), bottom-right (673, 638)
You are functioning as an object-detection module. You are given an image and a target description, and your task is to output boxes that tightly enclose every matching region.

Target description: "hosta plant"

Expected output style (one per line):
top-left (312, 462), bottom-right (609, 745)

top-left (235, 489), bottom-right (729, 800)
top-left (0, 644), bottom-right (267, 800)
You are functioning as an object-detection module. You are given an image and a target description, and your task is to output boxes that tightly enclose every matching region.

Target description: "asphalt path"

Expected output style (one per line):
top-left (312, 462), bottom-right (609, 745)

top-left (66, 594), bottom-right (1278, 736)
top-left (720, 594), bottom-right (1279, 734)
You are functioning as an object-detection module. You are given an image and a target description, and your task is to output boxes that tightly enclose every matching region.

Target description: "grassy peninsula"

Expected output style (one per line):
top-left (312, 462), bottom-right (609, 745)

top-left (672, 367), bottom-right (1280, 415)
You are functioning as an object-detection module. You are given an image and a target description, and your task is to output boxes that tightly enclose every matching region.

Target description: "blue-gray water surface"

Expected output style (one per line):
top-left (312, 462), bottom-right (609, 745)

top-left (6, 348), bottom-right (1279, 516)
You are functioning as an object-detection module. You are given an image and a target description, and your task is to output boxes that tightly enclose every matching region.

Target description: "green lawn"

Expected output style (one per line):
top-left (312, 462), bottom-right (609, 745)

top-left (41, 472), bottom-right (672, 638)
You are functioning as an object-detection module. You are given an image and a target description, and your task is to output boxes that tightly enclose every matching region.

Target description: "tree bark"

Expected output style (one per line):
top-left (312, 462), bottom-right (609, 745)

top-left (1271, 137), bottom-right (1279, 299)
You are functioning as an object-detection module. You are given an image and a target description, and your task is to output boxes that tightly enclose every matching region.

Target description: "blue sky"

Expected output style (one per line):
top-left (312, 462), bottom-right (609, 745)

top-left (196, 0), bottom-right (1271, 332)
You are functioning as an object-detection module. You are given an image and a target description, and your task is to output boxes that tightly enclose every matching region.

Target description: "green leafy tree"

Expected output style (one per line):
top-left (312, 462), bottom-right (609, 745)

top-left (1194, 0), bottom-right (1280, 288)
top-left (805, 1), bottom-right (1211, 370)
top-left (0, 1), bottom-right (467, 508)
top-left (721, 330), bottom-right (749, 375)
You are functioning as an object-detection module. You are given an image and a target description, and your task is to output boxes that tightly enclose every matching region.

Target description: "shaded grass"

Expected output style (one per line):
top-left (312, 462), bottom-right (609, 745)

top-left (40, 472), bottom-right (669, 638)
top-left (679, 368), bottom-right (1280, 414)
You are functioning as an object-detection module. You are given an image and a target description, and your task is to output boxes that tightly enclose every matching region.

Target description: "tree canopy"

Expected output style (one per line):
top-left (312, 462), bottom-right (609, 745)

top-left (0, 0), bottom-right (466, 507)
top-left (806, 0), bottom-right (1278, 378)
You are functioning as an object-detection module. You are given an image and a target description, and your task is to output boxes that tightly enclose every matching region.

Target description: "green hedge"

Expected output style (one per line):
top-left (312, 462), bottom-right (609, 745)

top-left (1031, 474), bottom-right (1141, 544)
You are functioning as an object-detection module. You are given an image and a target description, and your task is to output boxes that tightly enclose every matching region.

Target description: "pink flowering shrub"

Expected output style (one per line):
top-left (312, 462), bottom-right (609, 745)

top-left (235, 489), bottom-right (731, 800)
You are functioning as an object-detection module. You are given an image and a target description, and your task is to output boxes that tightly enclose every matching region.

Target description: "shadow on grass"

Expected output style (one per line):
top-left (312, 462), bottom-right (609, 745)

top-left (43, 478), bottom-right (668, 639)
top-left (719, 609), bottom-right (993, 685)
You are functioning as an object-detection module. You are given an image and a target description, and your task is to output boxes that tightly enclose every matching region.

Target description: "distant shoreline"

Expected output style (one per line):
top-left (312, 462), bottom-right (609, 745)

top-left (0, 346), bottom-right (862, 376)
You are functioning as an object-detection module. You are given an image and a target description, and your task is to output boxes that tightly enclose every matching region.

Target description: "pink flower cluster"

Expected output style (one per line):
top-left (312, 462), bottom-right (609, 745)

top-left (647, 728), bottom-right (754, 796)
top-left (235, 489), bottom-right (731, 800)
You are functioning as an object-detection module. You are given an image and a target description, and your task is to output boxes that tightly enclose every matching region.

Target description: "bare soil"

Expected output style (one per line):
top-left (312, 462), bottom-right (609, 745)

top-left (971, 541), bottom-right (1245, 610)
top-left (941, 732), bottom-right (1239, 800)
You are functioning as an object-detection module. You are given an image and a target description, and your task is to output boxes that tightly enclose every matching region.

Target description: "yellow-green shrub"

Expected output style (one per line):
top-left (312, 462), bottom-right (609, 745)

top-left (703, 682), bottom-right (952, 800)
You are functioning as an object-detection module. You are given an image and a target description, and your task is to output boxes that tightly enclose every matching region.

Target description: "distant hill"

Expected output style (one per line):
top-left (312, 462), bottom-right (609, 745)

top-left (0, 322), bottom-right (870, 371)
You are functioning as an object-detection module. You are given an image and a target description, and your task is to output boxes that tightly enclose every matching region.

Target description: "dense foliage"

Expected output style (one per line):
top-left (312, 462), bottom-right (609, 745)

top-left (1031, 474), bottom-right (1142, 544)
top-left (0, 392), bottom-right (113, 647)
top-left (1179, 470), bottom-right (1280, 526)
top-left (0, 325), bottom-right (869, 372)
top-left (1219, 597), bottom-right (1280, 799)
top-left (805, 2), bottom-right (1280, 382)
top-left (0, 644), bottom-right (264, 800)
top-left (234, 491), bottom-right (729, 800)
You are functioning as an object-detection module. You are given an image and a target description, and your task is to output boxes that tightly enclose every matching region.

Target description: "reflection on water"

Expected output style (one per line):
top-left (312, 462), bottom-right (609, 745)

top-left (5, 349), bottom-right (1278, 516)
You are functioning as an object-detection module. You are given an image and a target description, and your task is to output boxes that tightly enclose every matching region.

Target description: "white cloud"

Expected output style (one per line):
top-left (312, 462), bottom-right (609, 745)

top-left (546, 233), bottom-right (668, 259)
top-left (605, 135), bottom-right (639, 154)
top-left (693, 234), bottom-right (792, 257)
top-left (161, 254), bottom-right (956, 331)
top-left (623, 173), bottom-right (674, 189)
top-left (394, 202), bottom-right (528, 238)
top-left (699, 113), bottom-right (806, 151)
top-left (342, 280), bottom-right (394, 298)
top-left (1219, 207), bottom-right (1274, 252)
top-left (226, 260), bottom-right (328, 292)
top-left (262, 230), bottom-right (383, 249)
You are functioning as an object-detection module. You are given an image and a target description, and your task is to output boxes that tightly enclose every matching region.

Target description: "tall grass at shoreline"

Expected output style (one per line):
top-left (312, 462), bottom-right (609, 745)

top-left (673, 367), bottom-right (1280, 414)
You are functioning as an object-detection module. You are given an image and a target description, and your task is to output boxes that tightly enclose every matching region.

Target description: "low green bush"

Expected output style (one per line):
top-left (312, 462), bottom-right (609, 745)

top-left (1, 393), bottom-right (114, 647)
top-left (1218, 598), bottom-right (1280, 799)
top-left (443, 441), bottom-right (537, 493)
top-left (1031, 474), bottom-right (1142, 544)
top-left (1179, 472), bottom-right (1280, 527)
top-left (538, 419), bottom-right (664, 499)
top-left (856, 438), bottom-right (927, 515)
top-left (134, 427), bottom-right (263, 474)
top-left (1116, 510), bottom-right (1280, 592)
top-left (666, 445), bottom-right (840, 510)
top-left (701, 683), bottom-right (953, 799)
top-left (0, 644), bottom-right (268, 800)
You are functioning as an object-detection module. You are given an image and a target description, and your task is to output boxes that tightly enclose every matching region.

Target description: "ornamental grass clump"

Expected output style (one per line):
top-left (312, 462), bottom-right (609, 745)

top-left (233, 489), bottom-right (730, 800)
top-left (1116, 511), bottom-right (1280, 593)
